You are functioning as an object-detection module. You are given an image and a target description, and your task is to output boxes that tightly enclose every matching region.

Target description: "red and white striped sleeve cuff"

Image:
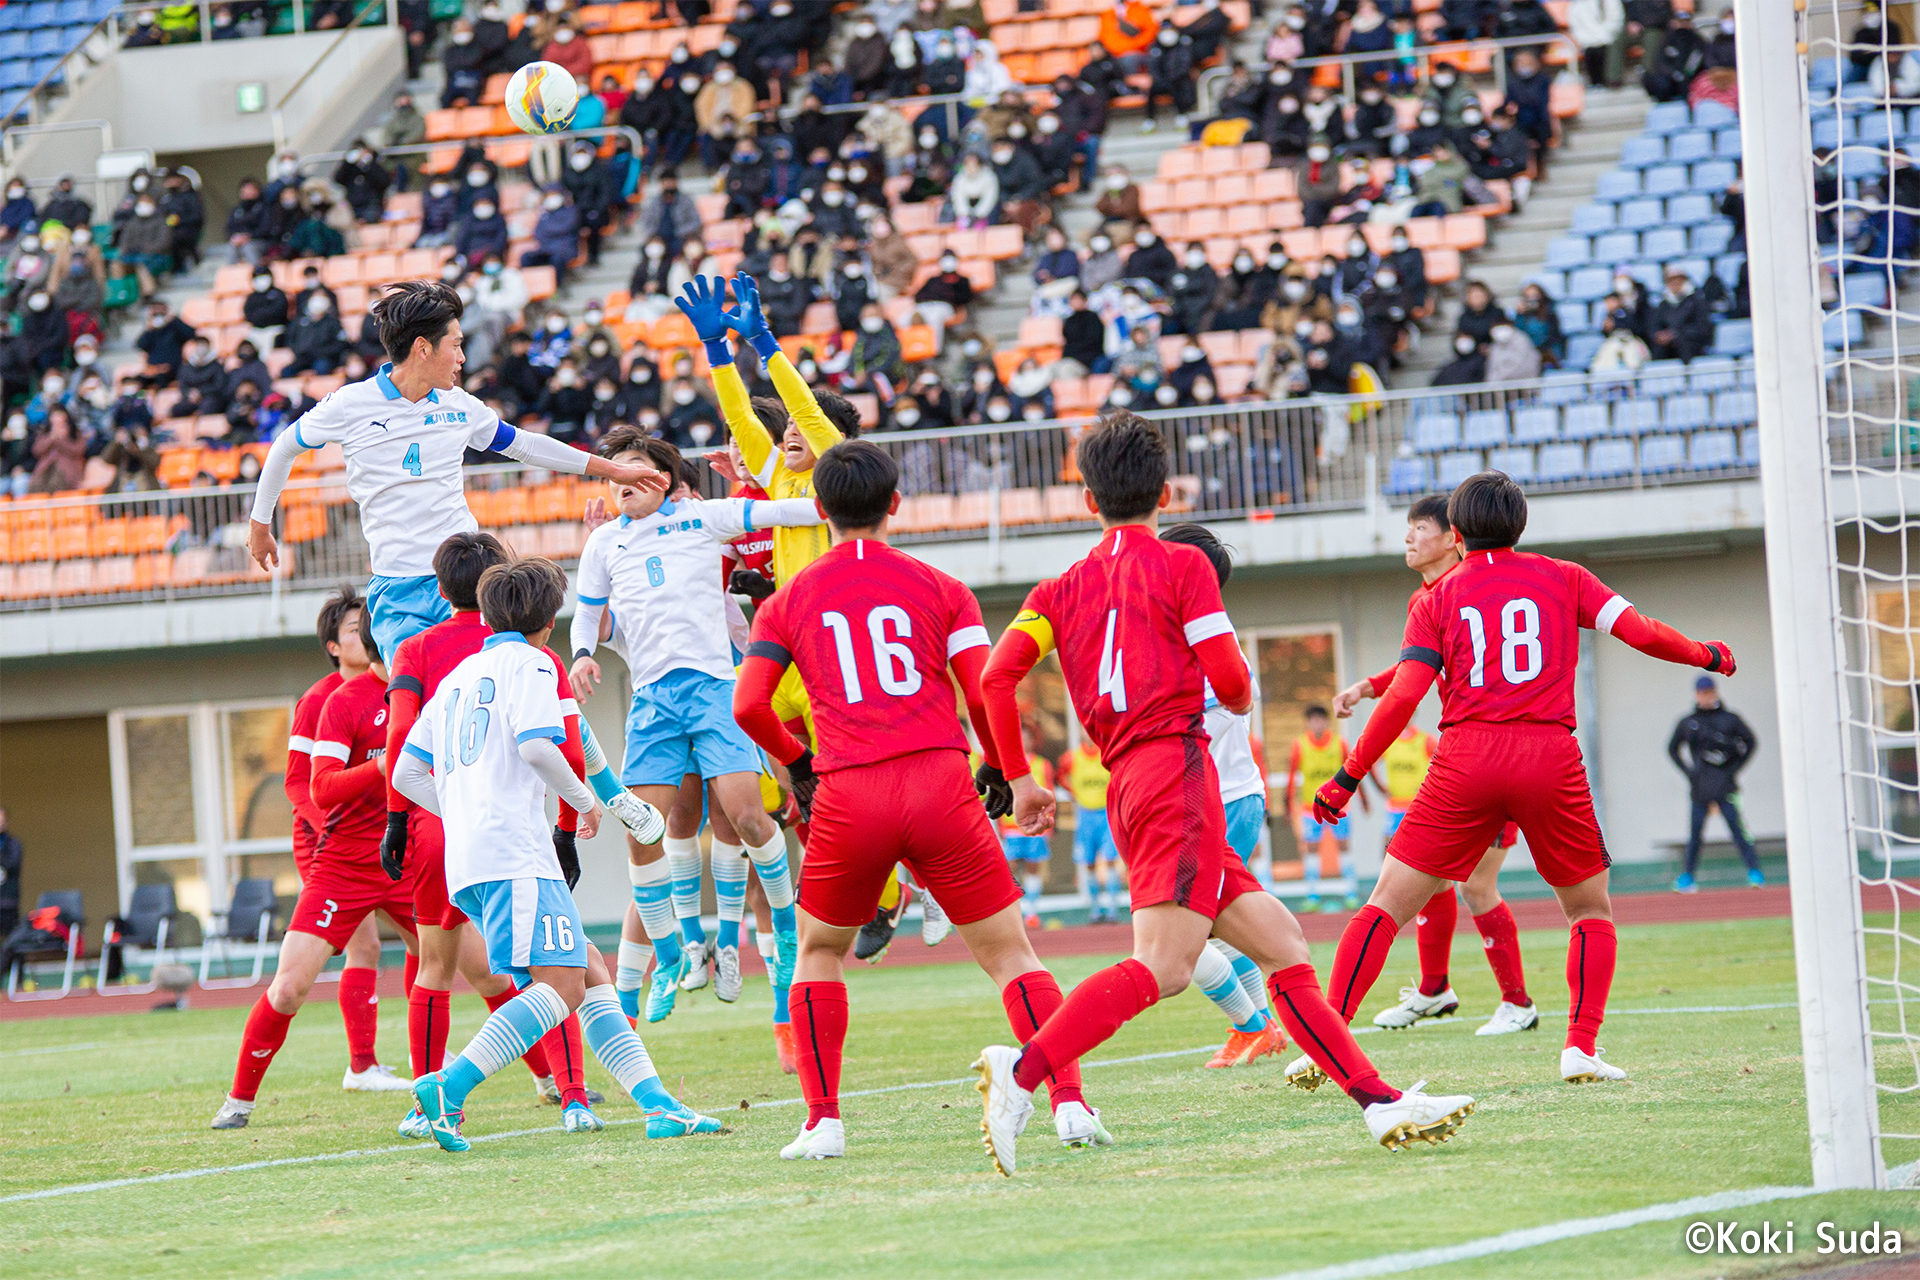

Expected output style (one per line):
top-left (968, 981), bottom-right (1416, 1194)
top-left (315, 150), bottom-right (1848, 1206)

top-left (1183, 611), bottom-right (1235, 646)
top-left (1594, 595), bottom-right (1631, 635)
top-left (947, 625), bottom-right (990, 657)
top-left (311, 740), bottom-right (351, 763)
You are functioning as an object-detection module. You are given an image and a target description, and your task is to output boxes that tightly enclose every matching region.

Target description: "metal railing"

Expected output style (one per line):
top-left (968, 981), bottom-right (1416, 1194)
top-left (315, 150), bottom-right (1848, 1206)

top-left (294, 125), bottom-right (649, 180)
top-left (271, 0), bottom-right (397, 152)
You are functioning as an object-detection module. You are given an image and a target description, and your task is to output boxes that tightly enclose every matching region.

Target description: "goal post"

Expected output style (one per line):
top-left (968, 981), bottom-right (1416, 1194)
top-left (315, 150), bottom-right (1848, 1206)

top-left (1742, 2), bottom-right (1884, 1190)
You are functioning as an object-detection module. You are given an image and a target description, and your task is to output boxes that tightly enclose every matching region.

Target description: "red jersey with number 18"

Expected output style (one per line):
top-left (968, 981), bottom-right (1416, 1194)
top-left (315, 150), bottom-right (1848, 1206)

top-left (1404, 548), bottom-right (1629, 730)
top-left (745, 537), bottom-right (990, 772)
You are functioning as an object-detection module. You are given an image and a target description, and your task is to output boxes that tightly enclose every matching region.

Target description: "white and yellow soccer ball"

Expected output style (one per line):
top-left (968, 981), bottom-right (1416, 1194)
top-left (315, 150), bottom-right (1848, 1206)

top-left (504, 61), bottom-right (580, 135)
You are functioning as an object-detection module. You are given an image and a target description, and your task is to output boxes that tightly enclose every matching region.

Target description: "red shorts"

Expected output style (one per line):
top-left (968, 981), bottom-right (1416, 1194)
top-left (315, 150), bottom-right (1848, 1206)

top-left (1388, 723), bottom-right (1608, 887)
top-left (800, 749), bottom-right (1022, 929)
top-left (1108, 737), bottom-right (1264, 919)
top-left (288, 856), bottom-right (420, 952)
top-left (406, 809), bottom-right (468, 929)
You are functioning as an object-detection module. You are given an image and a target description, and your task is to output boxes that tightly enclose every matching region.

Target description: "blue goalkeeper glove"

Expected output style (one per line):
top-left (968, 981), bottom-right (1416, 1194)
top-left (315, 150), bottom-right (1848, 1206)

top-left (674, 274), bottom-right (736, 365)
top-left (726, 272), bottom-right (780, 360)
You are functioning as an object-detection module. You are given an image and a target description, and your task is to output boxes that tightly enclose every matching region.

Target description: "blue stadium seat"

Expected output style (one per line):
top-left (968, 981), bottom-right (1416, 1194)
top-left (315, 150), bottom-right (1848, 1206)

top-left (1713, 253), bottom-right (1745, 287)
top-left (1856, 112), bottom-right (1902, 146)
top-left (1436, 451), bottom-right (1483, 489)
top-left (1623, 260), bottom-right (1664, 291)
top-left (1537, 442), bottom-right (1586, 481)
top-left (1667, 194), bottom-right (1716, 225)
top-left (1612, 399), bottom-right (1663, 435)
top-left (1592, 230), bottom-right (1639, 263)
top-left (0, 8), bottom-right (24, 31)
top-left (1837, 272), bottom-right (1890, 309)
top-left (1555, 300), bottom-right (1593, 334)
top-left (1571, 203), bottom-right (1614, 235)
top-left (0, 58), bottom-right (33, 88)
top-left (1511, 404), bottom-right (1560, 443)
top-left (52, 0), bottom-right (87, 23)
top-left (1715, 127), bottom-right (1742, 158)
top-left (1644, 101), bottom-right (1692, 135)
top-left (26, 53), bottom-right (59, 83)
top-left (1411, 413), bottom-right (1461, 452)
top-left (1695, 101), bottom-right (1738, 130)
top-left (1586, 438), bottom-right (1636, 477)
top-left (23, 1), bottom-right (57, 27)
top-left (1712, 388), bottom-right (1758, 426)
top-left (1713, 319), bottom-right (1755, 356)
top-left (1688, 361), bottom-right (1738, 393)
top-left (1385, 456), bottom-right (1431, 496)
top-left (1740, 427), bottom-right (1760, 465)
top-left (0, 32), bottom-right (26, 57)
top-left (1668, 255), bottom-right (1711, 285)
top-left (87, 0), bottom-right (116, 19)
top-left (1540, 370), bottom-right (1588, 404)
top-left (1663, 393), bottom-right (1711, 430)
top-left (1691, 159), bottom-right (1737, 191)
top-left (1809, 57), bottom-right (1842, 90)
top-left (25, 26), bottom-right (61, 53)
top-left (1641, 226), bottom-right (1687, 260)
top-left (1639, 434), bottom-right (1687, 472)
top-left (1545, 236), bottom-right (1590, 268)
top-left (1565, 332), bottom-right (1604, 370)
top-left (1618, 198), bottom-right (1664, 230)
top-left (1596, 170), bottom-right (1640, 202)
top-left (1525, 269), bottom-right (1565, 298)
top-left (1688, 429), bottom-right (1738, 469)
top-left (1637, 360), bottom-right (1689, 396)
top-left (1837, 149), bottom-right (1887, 181)
top-left (1642, 164), bottom-right (1689, 197)
top-left (1690, 220), bottom-right (1735, 255)
top-left (1566, 265), bottom-right (1614, 301)
top-left (1812, 116), bottom-right (1850, 150)
top-left (1488, 446), bottom-right (1535, 480)
top-left (1668, 131), bottom-right (1715, 164)
top-left (1824, 309), bottom-right (1866, 347)
top-left (1462, 408), bottom-right (1508, 446)
top-left (1563, 402), bottom-right (1610, 438)
top-left (1620, 136), bottom-right (1666, 169)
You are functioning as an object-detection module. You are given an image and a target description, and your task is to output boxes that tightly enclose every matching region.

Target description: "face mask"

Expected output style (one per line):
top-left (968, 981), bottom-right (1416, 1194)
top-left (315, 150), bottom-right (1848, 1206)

top-left (546, 315), bottom-right (569, 333)
top-left (1286, 13), bottom-right (1305, 27)
top-left (1337, 311), bottom-right (1360, 328)
top-left (973, 370), bottom-right (993, 388)
top-left (986, 403), bottom-right (1010, 421)
top-left (849, 165), bottom-right (868, 182)
top-left (936, 44), bottom-right (954, 58)
top-left (544, 195), bottom-right (564, 210)
top-left (1106, 174), bottom-right (1128, 190)
top-left (940, 257), bottom-right (958, 272)
top-left (1182, 346), bottom-right (1203, 363)
top-left (1008, 125), bottom-right (1027, 139)
top-left (556, 368), bottom-right (578, 386)
top-left (1039, 117), bottom-right (1059, 135)
top-left (473, 204), bottom-right (496, 219)
top-left (1390, 234), bottom-right (1410, 251)
top-left (962, 339), bottom-right (983, 356)
top-left (188, 346), bottom-right (210, 365)
top-left (19, 235), bottom-right (40, 254)
top-left (1154, 385), bottom-right (1178, 406)
top-left (1185, 251), bottom-right (1206, 268)
top-left (307, 298), bottom-right (329, 317)
top-left (823, 191), bottom-right (845, 207)
top-left (640, 411), bottom-right (661, 428)
top-left (1159, 29), bottom-right (1176, 43)
top-left (1284, 280), bottom-right (1308, 300)
top-left (1462, 110), bottom-right (1482, 125)
top-left (587, 341), bottom-right (609, 359)
top-left (1278, 98), bottom-right (1298, 112)
top-left (4, 186), bottom-right (20, 200)
top-left (631, 365), bottom-right (652, 382)
top-left (799, 361), bottom-right (817, 378)
top-left (1455, 336), bottom-right (1477, 355)
top-left (992, 150), bottom-right (1014, 165)
top-left (896, 409), bottom-right (920, 426)
top-left (1362, 92), bottom-right (1382, 105)
top-left (1434, 72), bottom-right (1455, 87)
top-left (72, 228), bottom-right (90, 246)
top-left (1721, 17), bottom-right (1734, 33)
top-left (134, 203), bottom-right (154, 217)
top-left (553, 26), bottom-right (574, 41)
top-left (482, 260), bottom-right (502, 276)
top-left (26, 294), bottom-right (47, 312)
top-left (87, 387), bottom-right (108, 406)
top-left (856, 21), bottom-right (875, 35)
top-left (132, 177), bottom-right (149, 192)
top-left (636, 78), bottom-right (654, 93)
top-left (1307, 147), bottom-right (1329, 162)
top-left (714, 68), bottom-right (736, 84)
top-left (673, 386), bottom-right (695, 405)
top-left (569, 152), bottom-right (592, 171)
top-left (467, 170), bottom-right (489, 187)
top-left (1293, 319), bottom-right (1314, 339)
top-left (1135, 231), bottom-right (1154, 248)
top-left (75, 344), bottom-right (96, 366)
top-left (920, 132), bottom-right (938, 148)
top-left (452, 29), bottom-right (472, 42)
top-left (1418, 109), bottom-right (1439, 127)
top-left (252, 275), bottom-right (273, 292)
top-left (770, 266), bottom-right (790, 280)
top-left (1091, 236), bottom-right (1111, 252)
top-left (1110, 388), bottom-right (1133, 406)
top-left (843, 264), bottom-right (863, 279)
top-left (1376, 271), bottom-right (1398, 288)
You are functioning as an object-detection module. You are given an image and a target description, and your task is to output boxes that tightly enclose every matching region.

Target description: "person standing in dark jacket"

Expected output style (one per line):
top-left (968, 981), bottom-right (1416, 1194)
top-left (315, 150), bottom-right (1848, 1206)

top-left (1053, 74), bottom-right (1108, 189)
top-left (1144, 24), bottom-right (1196, 131)
top-left (1649, 267), bottom-right (1714, 362)
top-left (331, 145), bottom-right (391, 224)
top-left (0, 808), bottom-right (20, 937)
top-left (1641, 8), bottom-right (1702, 102)
top-left (1669, 675), bottom-right (1761, 891)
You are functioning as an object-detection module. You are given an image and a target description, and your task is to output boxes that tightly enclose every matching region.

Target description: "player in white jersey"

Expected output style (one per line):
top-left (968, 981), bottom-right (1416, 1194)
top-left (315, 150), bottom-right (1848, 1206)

top-left (1160, 525), bottom-right (1289, 1069)
top-left (568, 429), bottom-right (817, 1023)
top-left (391, 557), bottom-right (724, 1150)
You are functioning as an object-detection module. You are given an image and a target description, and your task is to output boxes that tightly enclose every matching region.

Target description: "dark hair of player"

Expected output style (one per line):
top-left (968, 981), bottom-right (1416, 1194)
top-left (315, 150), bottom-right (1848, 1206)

top-left (1306, 704), bottom-right (1329, 720)
top-left (358, 600), bottom-right (382, 665)
top-left (315, 584), bottom-right (365, 669)
top-left (1407, 494), bottom-right (1450, 528)
top-left (677, 457), bottom-right (702, 494)
top-left (433, 531), bottom-right (511, 612)
top-left (1447, 470), bottom-right (1528, 552)
top-left (1077, 411), bottom-right (1168, 521)
top-left (751, 394), bottom-right (789, 438)
top-left (599, 424), bottom-right (682, 480)
top-left (370, 280), bottom-right (463, 365)
top-left (478, 557), bottom-right (569, 636)
top-left (813, 440), bottom-right (897, 530)
top-left (1159, 522), bottom-right (1231, 587)
top-left (815, 390), bottom-right (863, 440)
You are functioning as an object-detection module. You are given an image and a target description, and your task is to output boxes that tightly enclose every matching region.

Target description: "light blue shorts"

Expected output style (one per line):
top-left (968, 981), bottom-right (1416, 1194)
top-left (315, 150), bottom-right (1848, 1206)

top-left (1223, 794), bottom-right (1268, 865)
top-left (367, 572), bottom-right (453, 662)
top-left (1073, 808), bottom-right (1118, 866)
top-left (452, 877), bottom-right (589, 987)
top-left (1300, 813), bottom-right (1351, 844)
top-left (1384, 807), bottom-right (1409, 838)
top-left (622, 668), bottom-right (763, 787)
top-left (1003, 833), bottom-right (1051, 863)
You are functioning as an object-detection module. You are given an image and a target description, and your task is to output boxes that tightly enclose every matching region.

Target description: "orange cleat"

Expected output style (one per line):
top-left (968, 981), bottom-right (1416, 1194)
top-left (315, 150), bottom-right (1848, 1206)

top-left (773, 1021), bottom-right (800, 1075)
top-left (1205, 1023), bottom-right (1287, 1069)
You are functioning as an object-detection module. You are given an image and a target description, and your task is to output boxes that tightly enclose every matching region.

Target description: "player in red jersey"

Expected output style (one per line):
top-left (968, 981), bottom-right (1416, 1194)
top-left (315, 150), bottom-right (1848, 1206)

top-left (285, 586), bottom-right (397, 1080)
top-left (732, 441), bottom-right (1108, 1163)
top-left (1334, 495), bottom-right (1537, 1037)
top-left (973, 413), bottom-right (1472, 1173)
top-left (211, 600), bottom-right (420, 1129)
top-left (1311, 472), bottom-right (1736, 1086)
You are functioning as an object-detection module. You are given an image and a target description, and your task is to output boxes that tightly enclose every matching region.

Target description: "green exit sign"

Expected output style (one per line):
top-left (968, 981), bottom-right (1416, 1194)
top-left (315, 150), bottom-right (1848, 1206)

top-left (236, 82), bottom-right (265, 114)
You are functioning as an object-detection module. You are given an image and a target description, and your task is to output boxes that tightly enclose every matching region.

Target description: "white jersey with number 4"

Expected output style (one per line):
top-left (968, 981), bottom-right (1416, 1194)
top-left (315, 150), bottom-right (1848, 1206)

top-left (403, 633), bottom-right (568, 894)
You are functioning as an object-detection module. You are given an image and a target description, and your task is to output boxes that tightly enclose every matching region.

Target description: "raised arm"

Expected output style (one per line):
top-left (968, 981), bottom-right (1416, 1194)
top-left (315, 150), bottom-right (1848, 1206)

top-left (678, 276), bottom-right (778, 484)
top-left (726, 273), bottom-right (842, 458)
top-left (245, 424), bottom-right (308, 570)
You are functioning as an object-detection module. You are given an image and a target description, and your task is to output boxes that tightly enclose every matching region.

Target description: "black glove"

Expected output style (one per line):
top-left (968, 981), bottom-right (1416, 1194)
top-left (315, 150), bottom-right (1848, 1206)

top-left (974, 762), bottom-right (1014, 820)
top-left (786, 747), bottom-right (820, 823)
top-left (729, 568), bottom-right (776, 601)
top-left (379, 812), bottom-right (409, 882)
top-left (553, 825), bottom-right (581, 891)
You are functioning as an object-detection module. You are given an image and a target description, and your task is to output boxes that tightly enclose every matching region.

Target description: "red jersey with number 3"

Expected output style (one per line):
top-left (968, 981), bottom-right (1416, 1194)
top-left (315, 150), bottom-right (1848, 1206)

top-left (1404, 548), bottom-right (1627, 730)
top-left (746, 537), bottom-right (990, 772)
top-left (1014, 528), bottom-right (1234, 766)
top-left (312, 671), bottom-right (392, 866)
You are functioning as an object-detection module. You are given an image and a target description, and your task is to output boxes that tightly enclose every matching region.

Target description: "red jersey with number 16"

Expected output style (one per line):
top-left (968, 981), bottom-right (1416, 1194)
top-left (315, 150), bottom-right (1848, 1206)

top-left (1404, 548), bottom-right (1629, 730)
top-left (1012, 528), bottom-right (1234, 766)
top-left (746, 537), bottom-right (990, 772)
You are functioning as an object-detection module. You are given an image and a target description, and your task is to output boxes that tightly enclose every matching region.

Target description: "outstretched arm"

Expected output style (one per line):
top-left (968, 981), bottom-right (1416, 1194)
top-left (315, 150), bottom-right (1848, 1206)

top-left (1606, 605), bottom-right (1735, 675)
top-left (245, 426), bottom-right (306, 570)
top-left (726, 273), bottom-right (842, 459)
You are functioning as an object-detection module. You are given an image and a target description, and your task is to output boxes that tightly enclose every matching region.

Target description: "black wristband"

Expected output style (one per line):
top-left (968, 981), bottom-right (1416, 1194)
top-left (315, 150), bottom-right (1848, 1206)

top-left (1332, 767), bottom-right (1360, 792)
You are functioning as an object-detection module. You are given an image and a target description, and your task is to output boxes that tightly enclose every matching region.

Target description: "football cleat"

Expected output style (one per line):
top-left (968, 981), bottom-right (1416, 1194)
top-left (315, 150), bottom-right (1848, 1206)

top-left (1475, 1001), bottom-right (1540, 1036)
top-left (608, 790), bottom-right (667, 845)
top-left (1206, 1023), bottom-right (1287, 1068)
top-left (921, 892), bottom-right (953, 946)
top-left (397, 1106), bottom-right (431, 1139)
top-left (209, 1098), bottom-right (252, 1130)
top-left (680, 938), bottom-right (711, 992)
top-left (714, 944), bottom-right (742, 1002)
top-left (1363, 1081), bottom-right (1475, 1150)
top-left (646, 950), bottom-right (688, 1023)
top-left (972, 1044), bottom-right (1035, 1176)
top-left (342, 1063), bottom-right (414, 1092)
top-left (534, 1074), bottom-right (605, 1106)
top-left (1283, 1052), bottom-right (1328, 1091)
top-left (1053, 1100), bottom-right (1112, 1148)
top-left (780, 1117), bottom-right (846, 1160)
top-left (644, 1101), bottom-right (728, 1137)
top-left (562, 1100), bottom-right (604, 1133)
top-left (853, 902), bottom-right (900, 964)
top-left (1748, 867), bottom-right (1766, 887)
top-left (1673, 872), bottom-right (1698, 894)
top-left (1561, 1045), bottom-right (1627, 1083)
top-left (412, 1072), bottom-right (471, 1152)
top-left (1373, 985), bottom-right (1460, 1029)
top-left (772, 1022), bottom-right (799, 1075)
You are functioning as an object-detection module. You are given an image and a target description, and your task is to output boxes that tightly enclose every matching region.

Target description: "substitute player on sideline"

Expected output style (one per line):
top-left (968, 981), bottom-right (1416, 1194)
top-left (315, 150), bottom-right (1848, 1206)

top-left (732, 441), bottom-right (1109, 1162)
top-left (973, 414), bottom-right (1472, 1173)
top-left (1309, 472), bottom-right (1736, 1085)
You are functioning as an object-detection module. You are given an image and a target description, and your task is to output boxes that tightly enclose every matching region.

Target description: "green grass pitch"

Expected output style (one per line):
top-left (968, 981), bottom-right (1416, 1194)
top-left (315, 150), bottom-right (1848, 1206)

top-left (5, 915), bottom-right (1918, 1279)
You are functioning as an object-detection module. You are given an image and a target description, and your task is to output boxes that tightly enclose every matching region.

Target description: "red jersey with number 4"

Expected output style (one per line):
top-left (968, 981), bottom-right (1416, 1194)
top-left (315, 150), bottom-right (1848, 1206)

top-left (1404, 548), bottom-right (1627, 730)
top-left (389, 609), bottom-right (579, 714)
top-left (746, 537), bottom-right (990, 772)
top-left (312, 671), bottom-right (392, 864)
top-left (287, 670), bottom-right (343, 856)
top-left (1015, 527), bottom-right (1233, 766)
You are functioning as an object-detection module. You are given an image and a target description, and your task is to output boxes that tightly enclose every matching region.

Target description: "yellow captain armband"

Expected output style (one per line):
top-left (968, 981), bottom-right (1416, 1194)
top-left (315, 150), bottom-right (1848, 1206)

top-left (1008, 608), bottom-right (1056, 656)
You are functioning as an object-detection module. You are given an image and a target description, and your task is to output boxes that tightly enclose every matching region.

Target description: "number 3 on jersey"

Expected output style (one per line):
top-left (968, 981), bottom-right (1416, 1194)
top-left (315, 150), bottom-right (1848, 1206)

top-left (1461, 598), bottom-right (1542, 687)
top-left (402, 442), bottom-right (422, 477)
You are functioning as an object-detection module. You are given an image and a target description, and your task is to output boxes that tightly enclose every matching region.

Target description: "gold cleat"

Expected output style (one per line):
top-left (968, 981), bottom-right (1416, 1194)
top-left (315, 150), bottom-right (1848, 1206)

top-left (1364, 1085), bottom-right (1475, 1150)
top-left (1283, 1052), bottom-right (1329, 1091)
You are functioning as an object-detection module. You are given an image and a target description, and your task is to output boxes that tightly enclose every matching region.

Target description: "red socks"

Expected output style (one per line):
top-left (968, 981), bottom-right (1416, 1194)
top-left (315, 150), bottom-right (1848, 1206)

top-left (231, 994), bottom-right (294, 1102)
top-left (1415, 889), bottom-right (1457, 997)
top-left (485, 989), bottom-right (553, 1077)
top-left (338, 967), bottom-right (380, 1073)
top-left (409, 985), bottom-right (451, 1077)
top-left (1329, 904), bottom-right (1399, 1022)
top-left (1268, 964), bottom-right (1399, 1109)
top-left (1565, 919), bottom-right (1617, 1054)
top-left (1012, 958), bottom-right (1158, 1095)
top-left (999, 970), bottom-right (1086, 1112)
top-left (1474, 902), bottom-right (1530, 1006)
top-left (402, 951), bottom-right (418, 998)
top-left (791, 980), bottom-right (849, 1126)
top-left (539, 1014), bottom-right (590, 1107)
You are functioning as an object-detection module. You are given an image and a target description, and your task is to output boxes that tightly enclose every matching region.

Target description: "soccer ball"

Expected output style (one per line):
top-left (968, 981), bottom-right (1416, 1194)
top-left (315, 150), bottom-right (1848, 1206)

top-left (504, 61), bottom-right (580, 135)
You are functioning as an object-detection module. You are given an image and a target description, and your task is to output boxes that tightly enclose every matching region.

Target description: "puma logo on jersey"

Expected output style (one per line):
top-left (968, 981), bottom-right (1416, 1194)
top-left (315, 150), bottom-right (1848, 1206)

top-left (370, 419), bottom-right (391, 431)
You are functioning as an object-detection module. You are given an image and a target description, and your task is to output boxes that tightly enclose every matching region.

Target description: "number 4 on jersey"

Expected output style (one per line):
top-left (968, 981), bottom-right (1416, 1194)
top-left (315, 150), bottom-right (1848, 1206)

top-left (402, 442), bottom-right (422, 477)
top-left (1098, 608), bottom-right (1128, 711)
